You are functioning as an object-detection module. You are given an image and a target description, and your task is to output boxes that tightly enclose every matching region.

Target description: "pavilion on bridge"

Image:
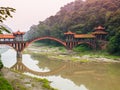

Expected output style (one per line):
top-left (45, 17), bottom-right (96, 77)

top-left (0, 31), bottom-right (25, 41)
top-left (64, 25), bottom-right (107, 42)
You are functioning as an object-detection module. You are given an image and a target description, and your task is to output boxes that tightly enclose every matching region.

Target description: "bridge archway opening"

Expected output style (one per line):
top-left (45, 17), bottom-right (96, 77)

top-left (73, 43), bottom-right (93, 52)
top-left (24, 38), bottom-right (67, 54)
top-left (32, 39), bottom-right (65, 47)
top-left (24, 37), bottom-right (67, 51)
top-left (0, 44), bottom-right (16, 53)
top-left (0, 44), bottom-right (17, 68)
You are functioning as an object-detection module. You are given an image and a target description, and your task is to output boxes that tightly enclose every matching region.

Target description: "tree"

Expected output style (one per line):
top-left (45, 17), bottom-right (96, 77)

top-left (0, 25), bottom-right (11, 33)
top-left (0, 6), bottom-right (15, 34)
top-left (107, 31), bottom-right (120, 55)
top-left (0, 7), bottom-right (15, 22)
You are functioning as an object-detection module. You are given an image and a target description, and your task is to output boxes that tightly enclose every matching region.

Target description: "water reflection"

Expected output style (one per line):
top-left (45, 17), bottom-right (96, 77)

top-left (1, 49), bottom-right (120, 90)
top-left (10, 57), bottom-right (66, 76)
top-left (1, 49), bottom-right (16, 68)
top-left (22, 54), bottom-right (50, 72)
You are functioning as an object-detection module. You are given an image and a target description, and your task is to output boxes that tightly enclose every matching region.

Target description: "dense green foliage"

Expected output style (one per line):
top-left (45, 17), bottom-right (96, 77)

top-left (0, 60), bottom-right (3, 71)
top-left (107, 31), bottom-right (120, 55)
top-left (73, 44), bottom-right (92, 52)
top-left (0, 77), bottom-right (13, 90)
top-left (24, 0), bottom-right (120, 55)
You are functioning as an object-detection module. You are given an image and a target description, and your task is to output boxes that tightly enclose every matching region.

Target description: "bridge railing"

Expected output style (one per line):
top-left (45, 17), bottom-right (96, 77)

top-left (0, 41), bottom-right (26, 44)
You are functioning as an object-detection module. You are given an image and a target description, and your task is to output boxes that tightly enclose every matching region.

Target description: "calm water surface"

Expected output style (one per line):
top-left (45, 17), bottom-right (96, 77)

top-left (1, 47), bottom-right (120, 90)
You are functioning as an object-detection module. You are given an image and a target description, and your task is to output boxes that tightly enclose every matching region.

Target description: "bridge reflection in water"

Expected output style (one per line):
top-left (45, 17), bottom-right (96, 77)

top-left (10, 57), bottom-right (94, 77)
top-left (10, 57), bottom-right (67, 76)
top-left (9, 56), bottom-right (120, 90)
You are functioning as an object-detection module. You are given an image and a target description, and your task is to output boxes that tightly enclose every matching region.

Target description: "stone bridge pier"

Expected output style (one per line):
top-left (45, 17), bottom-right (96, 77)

top-left (17, 51), bottom-right (22, 58)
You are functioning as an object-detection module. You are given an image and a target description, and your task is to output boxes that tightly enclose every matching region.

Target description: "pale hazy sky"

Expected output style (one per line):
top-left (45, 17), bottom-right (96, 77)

top-left (0, 0), bottom-right (75, 32)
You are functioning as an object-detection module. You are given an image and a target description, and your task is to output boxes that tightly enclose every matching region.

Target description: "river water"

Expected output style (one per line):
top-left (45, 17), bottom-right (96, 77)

top-left (1, 45), bottom-right (120, 90)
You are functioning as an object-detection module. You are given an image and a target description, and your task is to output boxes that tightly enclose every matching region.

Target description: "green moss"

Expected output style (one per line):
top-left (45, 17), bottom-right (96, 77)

top-left (80, 59), bottom-right (90, 63)
top-left (0, 76), bottom-right (13, 90)
top-left (34, 78), bottom-right (57, 90)
top-left (31, 83), bottom-right (35, 87)
top-left (15, 84), bottom-right (26, 90)
top-left (11, 79), bottom-right (27, 90)
top-left (71, 58), bottom-right (78, 61)
top-left (24, 82), bottom-right (30, 84)
top-left (58, 47), bottom-right (66, 52)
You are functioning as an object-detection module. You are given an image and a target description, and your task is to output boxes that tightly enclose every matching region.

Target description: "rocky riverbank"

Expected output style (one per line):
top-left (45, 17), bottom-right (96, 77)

top-left (24, 44), bottom-right (120, 63)
top-left (1, 44), bottom-right (120, 90)
top-left (1, 68), bottom-right (56, 90)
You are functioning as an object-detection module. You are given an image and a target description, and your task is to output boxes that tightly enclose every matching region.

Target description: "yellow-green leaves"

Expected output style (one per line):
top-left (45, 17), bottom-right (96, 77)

top-left (0, 7), bottom-right (16, 22)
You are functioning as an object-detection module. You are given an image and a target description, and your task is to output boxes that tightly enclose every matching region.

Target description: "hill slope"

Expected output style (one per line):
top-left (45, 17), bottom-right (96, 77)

top-left (24, 0), bottom-right (120, 41)
top-left (24, 0), bottom-right (120, 54)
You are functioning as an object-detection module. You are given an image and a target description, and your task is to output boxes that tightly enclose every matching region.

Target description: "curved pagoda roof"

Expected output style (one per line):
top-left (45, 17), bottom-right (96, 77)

top-left (0, 34), bottom-right (15, 39)
top-left (93, 25), bottom-right (107, 35)
top-left (64, 31), bottom-right (76, 35)
top-left (74, 34), bottom-right (95, 38)
top-left (92, 31), bottom-right (108, 35)
top-left (13, 30), bottom-right (25, 35)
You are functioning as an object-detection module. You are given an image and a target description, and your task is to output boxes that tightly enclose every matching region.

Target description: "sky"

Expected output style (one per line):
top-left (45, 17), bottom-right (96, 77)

top-left (0, 0), bottom-right (76, 32)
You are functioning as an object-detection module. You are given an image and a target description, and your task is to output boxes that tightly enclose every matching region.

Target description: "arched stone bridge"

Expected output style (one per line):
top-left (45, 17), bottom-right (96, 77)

top-left (0, 35), bottom-right (95, 58)
top-left (25, 36), bottom-right (96, 50)
top-left (0, 26), bottom-right (108, 57)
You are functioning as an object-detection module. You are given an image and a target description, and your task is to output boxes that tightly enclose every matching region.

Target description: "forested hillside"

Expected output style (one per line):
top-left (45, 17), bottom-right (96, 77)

top-left (24, 0), bottom-right (120, 55)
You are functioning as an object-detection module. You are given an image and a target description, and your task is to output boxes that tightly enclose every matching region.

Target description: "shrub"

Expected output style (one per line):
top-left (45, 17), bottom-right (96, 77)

top-left (0, 60), bottom-right (3, 71)
top-left (0, 77), bottom-right (13, 90)
top-left (73, 44), bottom-right (92, 52)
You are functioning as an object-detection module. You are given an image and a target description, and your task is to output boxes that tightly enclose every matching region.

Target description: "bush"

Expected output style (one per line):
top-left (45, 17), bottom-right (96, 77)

top-left (0, 60), bottom-right (3, 71)
top-left (73, 44), bottom-right (92, 52)
top-left (107, 31), bottom-right (120, 55)
top-left (0, 77), bottom-right (13, 90)
top-left (36, 78), bottom-right (57, 90)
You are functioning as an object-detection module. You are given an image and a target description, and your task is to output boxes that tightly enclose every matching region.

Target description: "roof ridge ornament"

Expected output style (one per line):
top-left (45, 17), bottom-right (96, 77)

top-left (95, 25), bottom-right (105, 30)
top-left (13, 30), bottom-right (25, 35)
top-left (64, 31), bottom-right (76, 35)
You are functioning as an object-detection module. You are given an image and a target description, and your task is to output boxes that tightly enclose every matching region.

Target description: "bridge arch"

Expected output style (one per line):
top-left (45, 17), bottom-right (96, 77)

top-left (0, 44), bottom-right (17, 51)
top-left (25, 36), bottom-right (67, 49)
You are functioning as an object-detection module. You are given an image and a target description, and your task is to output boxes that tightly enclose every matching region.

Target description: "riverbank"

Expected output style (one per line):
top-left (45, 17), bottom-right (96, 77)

top-left (0, 73), bottom-right (13, 90)
top-left (1, 67), bottom-right (57, 90)
top-left (24, 44), bottom-right (120, 63)
top-left (1, 43), bottom-right (120, 90)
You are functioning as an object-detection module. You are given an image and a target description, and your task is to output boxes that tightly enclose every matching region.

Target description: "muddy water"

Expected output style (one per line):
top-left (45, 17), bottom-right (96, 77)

top-left (1, 47), bottom-right (120, 90)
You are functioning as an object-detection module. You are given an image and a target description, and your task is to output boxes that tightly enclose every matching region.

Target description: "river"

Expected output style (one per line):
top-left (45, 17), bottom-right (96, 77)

top-left (1, 45), bottom-right (120, 90)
